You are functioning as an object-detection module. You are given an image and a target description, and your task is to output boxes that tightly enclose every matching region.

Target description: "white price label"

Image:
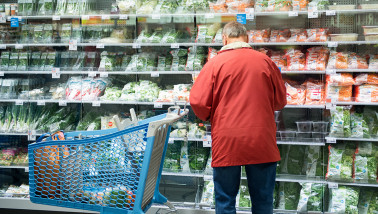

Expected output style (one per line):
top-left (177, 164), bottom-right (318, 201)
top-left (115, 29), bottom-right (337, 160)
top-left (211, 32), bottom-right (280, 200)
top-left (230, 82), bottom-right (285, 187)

top-left (308, 11), bottom-right (319, 19)
top-left (59, 100), bottom-right (67, 106)
top-left (52, 67), bottom-right (60, 78)
top-left (37, 100), bottom-right (46, 106)
top-left (0, 44), bottom-right (6, 49)
top-left (28, 130), bottom-right (36, 141)
top-left (132, 43), bottom-right (141, 49)
top-left (102, 15), bottom-right (111, 20)
top-left (0, 13), bottom-right (6, 23)
top-left (100, 72), bottom-right (108, 77)
top-left (88, 71), bottom-right (96, 77)
top-left (326, 10), bottom-right (336, 16)
top-left (15, 44), bottom-right (23, 49)
top-left (24, 167), bottom-right (29, 172)
top-left (325, 137), bottom-right (337, 144)
top-left (96, 43), bottom-right (105, 49)
top-left (205, 13), bottom-right (215, 19)
top-left (0, 72), bottom-right (4, 77)
top-left (151, 72), bottom-right (159, 77)
top-left (203, 140), bottom-right (212, 147)
top-left (168, 138), bottom-right (174, 144)
top-left (171, 43), bottom-right (179, 48)
top-left (98, 67), bottom-right (105, 72)
top-left (328, 182), bottom-right (338, 189)
top-left (326, 102), bottom-right (336, 110)
top-left (326, 69), bottom-right (336, 74)
top-left (52, 15), bottom-right (61, 20)
top-left (119, 14), bottom-right (128, 20)
top-left (92, 101), bottom-right (101, 107)
top-left (15, 100), bottom-right (23, 105)
top-left (204, 175), bottom-right (212, 181)
top-left (154, 103), bottom-right (163, 108)
top-left (82, 15), bottom-right (90, 20)
top-left (69, 39), bottom-right (78, 51)
top-left (151, 14), bottom-right (161, 19)
top-left (289, 11), bottom-right (298, 17)
top-left (328, 42), bottom-right (338, 48)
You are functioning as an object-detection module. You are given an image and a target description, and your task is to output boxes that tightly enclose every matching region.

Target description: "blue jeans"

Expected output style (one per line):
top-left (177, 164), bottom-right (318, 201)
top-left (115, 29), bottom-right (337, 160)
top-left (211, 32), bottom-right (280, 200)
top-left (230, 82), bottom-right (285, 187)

top-left (213, 162), bottom-right (277, 214)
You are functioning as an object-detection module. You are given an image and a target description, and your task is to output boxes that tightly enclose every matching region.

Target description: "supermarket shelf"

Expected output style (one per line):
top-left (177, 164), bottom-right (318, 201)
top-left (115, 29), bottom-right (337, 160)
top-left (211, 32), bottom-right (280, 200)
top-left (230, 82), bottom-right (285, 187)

top-left (277, 141), bottom-right (325, 146)
top-left (0, 132), bottom-right (28, 136)
top-left (0, 166), bottom-right (28, 170)
top-left (162, 171), bottom-right (207, 178)
top-left (2, 70), bottom-right (198, 75)
top-left (284, 105), bottom-right (325, 109)
top-left (333, 101), bottom-right (378, 106)
top-left (0, 197), bottom-right (98, 213)
top-left (2, 41), bottom-right (378, 48)
top-left (0, 99), bottom-right (188, 106)
top-left (333, 181), bottom-right (378, 187)
top-left (334, 69), bottom-right (378, 73)
top-left (281, 70), bottom-right (326, 74)
top-left (331, 137), bottom-right (378, 142)
top-left (276, 175), bottom-right (326, 184)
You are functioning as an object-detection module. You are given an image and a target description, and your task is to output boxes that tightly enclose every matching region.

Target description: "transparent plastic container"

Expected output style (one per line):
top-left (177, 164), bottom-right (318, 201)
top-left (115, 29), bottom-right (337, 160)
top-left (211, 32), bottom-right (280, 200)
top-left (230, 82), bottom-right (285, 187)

top-left (274, 111), bottom-right (280, 121)
top-left (296, 121), bottom-right (313, 132)
top-left (312, 132), bottom-right (327, 142)
top-left (362, 26), bottom-right (378, 35)
top-left (312, 122), bottom-right (329, 132)
top-left (279, 131), bottom-right (296, 141)
top-left (329, 33), bottom-right (358, 41)
top-left (365, 34), bottom-right (378, 41)
top-left (297, 132), bottom-right (312, 141)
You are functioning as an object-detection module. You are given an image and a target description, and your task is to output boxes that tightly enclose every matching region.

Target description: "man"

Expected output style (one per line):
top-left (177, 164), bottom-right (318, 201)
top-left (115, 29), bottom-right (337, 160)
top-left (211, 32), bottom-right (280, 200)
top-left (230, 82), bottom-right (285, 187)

top-left (189, 21), bottom-right (286, 214)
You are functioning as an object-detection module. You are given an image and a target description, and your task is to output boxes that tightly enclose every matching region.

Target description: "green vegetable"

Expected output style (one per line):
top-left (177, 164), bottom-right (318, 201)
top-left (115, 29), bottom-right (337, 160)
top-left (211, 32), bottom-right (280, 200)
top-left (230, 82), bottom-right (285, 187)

top-left (237, 182), bottom-right (251, 208)
top-left (148, 30), bottom-right (164, 43)
top-left (188, 141), bottom-right (210, 172)
top-left (44, 52), bottom-right (56, 71)
top-left (170, 48), bottom-right (188, 71)
top-left (39, 53), bottom-right (48, 71)
top-left (297, 183), bottom-right (325, 212)
top-left (0, 52), bottom-right (10, 71)
top-left (43, 24), bottom-right (54, 43)
top-left (60, 23), bottom-right (72, 43)
top-left (326, 143), bottom-right (355, 181)
top-left (163, 141), bottom-right (182, 172)
top-left (21, 25), bottom-right (30, 43)
top-left (330, 106), bottom-right (351, 137)
top-left (32, 25), bottom-right (44, 43)
top-left (368, 191), bottom-right (378, 213)
top-left (55, 0), bottom-right (67, 15)
top-left (136, 30), bottom-right (152, 43)
top-left (38, 0), bottom-right (54, 15)
top-left (329, 186), bottom-right (359, 214)
top-left (200, 180), bottom-right (215, 205)
top-left (8, 52), bottom-right (19, 71)
top-left (276, 182), bottom-right (301, 210)
top-left (24, 0), bottom-right (34, 16)
top-left (99, 51), bottom-right (114, 71)
top-left (18, 52), bottom-right (28, 71)
top-left (101, 87), bottom-right (122, 101)
top-left (304, 146), bottom-right (323, 177)
top-left (158, 0), bottom-right (178, 13)
top-left (351, 113), bottom-right (370, 138)
top-left (287, 145), bottom-right (306, 175)
top-left (354, 155), bottom-right (377, 182)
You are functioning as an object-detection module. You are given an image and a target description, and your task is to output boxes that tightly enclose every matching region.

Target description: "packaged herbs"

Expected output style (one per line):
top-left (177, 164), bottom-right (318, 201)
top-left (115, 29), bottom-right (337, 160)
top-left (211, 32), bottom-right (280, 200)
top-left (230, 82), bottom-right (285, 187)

top-left (276, 182), bottom-right (301, 210)
top-left (297, 183), bottom-right (325, 212)
top-left (188, 141), bottom-right (210, 172)
top-left (38, 0), bottom-right (54, 15)
top-left (0, 51), bottom-right (10, 71)
top-left (59, 51), bottom-right (70, 69)
top-left (99, 51), bottom-right (113, 71)
top-left (30, 52), bottom-right (41, 71)
top-left (39, 53), bottom-right (48, 71)
top-left (326, 143), bottom-right (356, 182)
top-left (44, 52), bottom-right (56, 71)
top-left (329, 186), bottom-right (359, 214)
top-left (55, 0), bottom-right (67, 15)
top-left (351, 113), bottom-right (370, 138)
top-left (170, 48), bottom-right (188, 71)
top-left (32, 24), bottom-right (44, 43)
top-left (24, 0), bottom-right (34, 16)
top-left (8, 52), bottom-right (19, 71)
top-left (43, 24), bottom-right (54, 43)
top-left (20, 25), bottom-right (30, 43)
top-left (60, 23), bottom-right (72, 43)
top-left (18, 52), bottom-right (28, 71)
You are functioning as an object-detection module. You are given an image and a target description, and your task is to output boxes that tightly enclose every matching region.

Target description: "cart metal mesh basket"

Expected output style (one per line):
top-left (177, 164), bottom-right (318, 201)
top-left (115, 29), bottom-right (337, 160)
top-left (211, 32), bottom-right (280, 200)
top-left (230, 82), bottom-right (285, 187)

top-left (28, 108), bottom-right (188, 214)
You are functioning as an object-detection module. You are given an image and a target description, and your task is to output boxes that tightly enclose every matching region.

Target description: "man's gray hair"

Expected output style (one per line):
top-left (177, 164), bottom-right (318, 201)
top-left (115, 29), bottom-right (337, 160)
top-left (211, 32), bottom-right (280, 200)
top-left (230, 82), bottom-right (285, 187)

top-left (222, 21), bottom-right (247, 38)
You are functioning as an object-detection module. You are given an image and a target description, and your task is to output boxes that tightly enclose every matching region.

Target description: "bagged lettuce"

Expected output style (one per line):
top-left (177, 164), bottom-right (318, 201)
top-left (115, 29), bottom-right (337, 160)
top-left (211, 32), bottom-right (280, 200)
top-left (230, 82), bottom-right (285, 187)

top-left (201, 180), bottom-right (215, 205)
top-left (358, 188), bottom-right (374, 214)
top-left (297, 183), bottom-right (324, 212)
top-left (351, 113), bottom-right (370, 138)
top-left (326, 143), bottom-right (356, 181)
top-left (304, 146), bottom-right (323, 177)
top-left (237, 182), bottom-right (251, 208)
top-left (276, 182), bottom-right (301, 210)
top-left (188, 141), bottom-right (210, 173)
top-left (368, 191), bottom-right (378, 213)
top-left (287, 145), bottom-right (306, 175)
top-left (329, 186), bottom-right (359, 214)
top-left (163, 141), bottom-right (182, 172)
top-left (330, 106), bottom-right (351, 137)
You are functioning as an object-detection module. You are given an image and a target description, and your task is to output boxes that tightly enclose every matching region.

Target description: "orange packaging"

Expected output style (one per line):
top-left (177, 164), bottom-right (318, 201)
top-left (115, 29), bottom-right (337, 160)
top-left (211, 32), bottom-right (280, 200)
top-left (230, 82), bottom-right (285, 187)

top-left (355, 84), bottom-right (378, 102)
top-left (252, 28), bottom-right (270, 43)
top-left (270, 51), bottom-right (287, 70)
top-left (269, 29), bottom-right (290, 43)
top-left (348, 53), bottom-right (368, 69)
top-left (307, 28), bottom-right (329, 42)
top-left (368, 55), bottom-right (378, 69)
top-left (284, 49), bottom-right (306, 71)
top-left (304, 80), bottom-right (325, 105)
top-left (288, 28), bottom-right (307, 42)
top-left (305, 47), bottom-right (329, 71)
top-left (327, 51), bottom-right (348, 70)
top-left (247, 30), bottom-right (254, 43)
top-left (292, 0), bottom-right (308, 11)
top-left (209, 0), bottom-right (228, 13)
top-left (285, 82), bottom-right (306, 105)
top-left (325, 83), bottom-right (353, 102)
top-left (354, 73), bottom-right (378, 85)
top-left (326, 73), bottom-right (355, 86)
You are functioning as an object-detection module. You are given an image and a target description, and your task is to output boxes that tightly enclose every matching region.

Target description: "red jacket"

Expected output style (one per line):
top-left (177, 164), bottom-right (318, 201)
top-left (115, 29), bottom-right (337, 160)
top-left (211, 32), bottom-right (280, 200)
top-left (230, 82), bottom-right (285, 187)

top-left (189, 47), bottom-right (287, 167)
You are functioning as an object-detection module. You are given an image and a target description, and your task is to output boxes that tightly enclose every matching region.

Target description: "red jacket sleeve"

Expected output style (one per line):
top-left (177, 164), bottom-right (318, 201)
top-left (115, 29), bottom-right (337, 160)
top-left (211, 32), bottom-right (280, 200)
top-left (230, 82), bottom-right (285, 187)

top-left (189, 61), bottom-right (214, 121)
top-left (268, 59), bottom-right (287, 110)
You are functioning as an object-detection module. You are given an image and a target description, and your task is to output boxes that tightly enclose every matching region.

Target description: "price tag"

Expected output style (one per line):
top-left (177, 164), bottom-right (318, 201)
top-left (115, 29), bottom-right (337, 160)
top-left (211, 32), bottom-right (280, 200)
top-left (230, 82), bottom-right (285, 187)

top-left (28, 130), bottom-right (36, 141)
top-left (0, 44), bottom-right (6, 49)
top-left (132, 43), bottom-right (141, 49)
top-left (151, 72), bottom-right (159, 77)
top-left (171, 43), bottom-right (179, 48)
top-left (204, 175), bottom-right (212, 181)
top-left (245, 8), bottom-right (254, 20)
top-left (205, 13), bottom-right (215, 19)
top-left (328, 182), bottom-right (338, 189)
top-left (52, 67), bottom-right (60, 79)
top-left (15, 100), bottom-right (24, 105)
top-left (59, 100), bottom-right (67, 106)
top-left (308, 11), bottom-right (318, 19)
top-left (96, 43), bottom-right (105, 49)
top-left (326, 69), bottom-right (336, 74)
top-left (325, 137), bottom-right (337, 144)
top-left (52, 15), bottom-right (61, 20)
top-left (24, 167), bottom-right (29, 172)
top-left (328, 42), bottom-right (338, 48)
top-left (151, 14), bottom-right (161, 19)
top-left (154, 103), bottom-right (163, 108)
top-left (15, 44), bottom-right (23, 49)
top-left (37, 100), bottom-right (45, 106)
top-left (0, 72), bottom-right (4, 77)
top-left (326, 10), bottom-right (336, 16)
top-left (69, 39), bottom-right (78, 51)
top-left (289, 11), bottom-right (299, 17)
top-left (102, 15), bottom-right (111, 20)
top-left (92, 101), bottom-right (101, 107)
top-left (119, 14), bottom-right (128, 20)
top-left (98, 67), bottom-right (105, 72)
top-left (326, 102), bottom-right (336, 110)
top-left (82, 15), bottom-right (90, 20)
top-left (88, 71), bottom-right (96, 77)
top-left (100, 72), bottom-right (108, 78)
top-left (203, 135), bottom-right (212, 147)
top-left (168, 138), bottom-right (174, 144)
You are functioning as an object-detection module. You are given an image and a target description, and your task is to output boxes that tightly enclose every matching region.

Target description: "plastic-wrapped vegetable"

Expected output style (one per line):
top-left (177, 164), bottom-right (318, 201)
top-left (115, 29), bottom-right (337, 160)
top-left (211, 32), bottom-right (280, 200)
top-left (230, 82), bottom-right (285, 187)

top-left (184, 0), bottom-right (209, 12)
top-left (8, 52), bottom-right (18, 71)
top-left (297, 183), bottom-right (324, 212)
top-left (60, 23), bottom-right (72, 43)
top-left (170, 48), bottom-right (188, 71)
top-left (44, 52), bottom-right (56, 71)
top-left (276, 182), bottom-right (301, 210)
top-left (200, 180), bottom-right (215, 205)
top-left (32, 25), bottom-right (44, 43)
top-left (135, 81), bottom-right (160, 102)
top-left (351, 113), bottom-right (370, 138)
top-left (18, 52), bottom-right (28, 71)
top-left (149, 30), bottom-right (164, 43)
top-left (368, 191), bottom-right (378, 213)
top-left (329, 186), bottom-right (359, 214)
top-left (137, 0), bottom-right (158, 14)
top-left (161, 30), bottom-right (181, 43)
top-left (326, 143), bottom-right (356, 181)
top-left (99, 51), bottom-right (113, 71)
top-left (0, 51), bottom-right (10, 71)
top-left (117, 0), bottom-right (136, 13)
top-left (43, 24), bottom-right (54, 44)
top-left (286, 145), bottom-right (306, 175)
top-left (38, 0), bottom-right (54, 15)
top-left (21, 25), bottom-right (30, 43)
top-left (330, 106), bottom-right (351, 137)
top-left (354, 155), bottom-right (377, 182)
top-left (101, 87), bottom-right (122, 101)
top-left (66, 0), bottom-right (80, 15)
top-left (156, 0), bottom-right (179, 13)
top-left (304, 146), bottom-right (323, 177)
top-left (237, 182), bottom-right (251, 208)
top-left (163, 141), bottom-right (182, 172)
top-left (188, 141), bottom-right (210, 172)
top-left (55, 0), bottom-right (67, 15)
top-left (357, 188), bottom-right (374, 214)
top-left (136, 30), bottom-right (152, 43)
top-left (76, 112), bottom-right (101, 131)
top-left (196, 23), bottom-right (221, 43)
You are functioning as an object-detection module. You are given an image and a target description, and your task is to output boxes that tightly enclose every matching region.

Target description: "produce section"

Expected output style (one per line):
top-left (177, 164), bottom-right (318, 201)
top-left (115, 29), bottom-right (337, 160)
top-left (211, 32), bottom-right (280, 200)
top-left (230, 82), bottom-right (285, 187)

top-left (0, 0), bottom-right (377, 213)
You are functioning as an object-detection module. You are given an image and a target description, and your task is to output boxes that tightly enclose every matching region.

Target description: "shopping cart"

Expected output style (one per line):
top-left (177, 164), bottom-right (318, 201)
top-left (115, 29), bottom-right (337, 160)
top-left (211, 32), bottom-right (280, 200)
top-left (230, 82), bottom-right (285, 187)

top-left (28, 106), bottom-right (188, 214)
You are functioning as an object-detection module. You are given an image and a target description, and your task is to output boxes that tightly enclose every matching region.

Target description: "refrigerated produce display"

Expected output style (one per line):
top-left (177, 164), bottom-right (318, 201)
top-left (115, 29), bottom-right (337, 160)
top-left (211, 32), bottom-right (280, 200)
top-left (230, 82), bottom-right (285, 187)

top-left (0, 0), bottom-right (377, 213)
